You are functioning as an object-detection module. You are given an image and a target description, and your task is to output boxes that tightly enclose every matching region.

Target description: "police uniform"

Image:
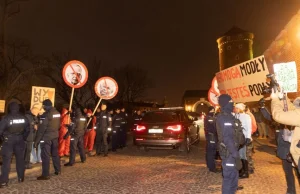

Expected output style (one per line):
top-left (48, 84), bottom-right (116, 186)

top-left (95, 111), bottom-right (112, 156)
top-left (204, 108), bottom-right (218, 172)
top-left (0, 102), bottom-right (30, 187)
top-left (120, 110), bottom-right (129, 148)
top-left (34, 99), bottom-right (61, 180)
top-left (64, 108), bottom-right (86, 166)
top-left (112, 112), bottom-right (123, 151)
top-left (215, 94), bottom-right (241, 194)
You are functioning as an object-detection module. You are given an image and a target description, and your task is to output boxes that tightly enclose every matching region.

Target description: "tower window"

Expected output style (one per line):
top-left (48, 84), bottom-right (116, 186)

top-left (238, 44), bottom-right (243, 49)
top-left (227, 46), bottom-right (231, 50)
top-left (235, 55), bottom-right (239, 60)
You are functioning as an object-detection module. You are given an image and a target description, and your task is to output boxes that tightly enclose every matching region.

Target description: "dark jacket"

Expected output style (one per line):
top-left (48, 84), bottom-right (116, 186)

top-left (35, 107), bottom-right (60, 143)
top-left (69, 108), bottom-right (86, 138)
top-left (0, 102), bottom-right (30, 141)
top-left (112, 113), bottom-right (123, 129)
top-left (95, 111), bottom-right (112, 133)
top-left (25, 111), bottom-right (39, 142)
top-left (216, 112), bottom-right (239, 159)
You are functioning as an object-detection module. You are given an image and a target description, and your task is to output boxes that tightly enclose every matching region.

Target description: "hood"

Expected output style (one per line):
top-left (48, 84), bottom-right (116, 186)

top-left (86, 109), bottom-right (92, 115)
top-left (61, 108), bottom-right (68, 115)
top-left (9, 102), bottom-right (20, 114)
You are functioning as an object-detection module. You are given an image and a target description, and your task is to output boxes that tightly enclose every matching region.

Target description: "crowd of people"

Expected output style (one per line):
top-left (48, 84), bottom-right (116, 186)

top-left (204, 91), bottom-right (300, 194)
top-left (0, 99), bottom-right (144, 188)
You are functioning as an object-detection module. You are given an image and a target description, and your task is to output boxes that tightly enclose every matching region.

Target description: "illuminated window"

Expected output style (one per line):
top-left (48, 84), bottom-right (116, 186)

top-left (220, 48), bottom-right (223, 53)
top-left (227, 46), bottom-right (231, 50)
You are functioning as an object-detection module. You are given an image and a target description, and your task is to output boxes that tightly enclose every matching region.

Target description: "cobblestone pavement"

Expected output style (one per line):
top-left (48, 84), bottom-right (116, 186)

top-left (1, 132), bottom-right (300, 194)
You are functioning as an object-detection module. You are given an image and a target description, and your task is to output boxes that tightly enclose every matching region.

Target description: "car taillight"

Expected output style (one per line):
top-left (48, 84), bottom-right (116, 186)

top-left (136, 125), bottom-right (146, 131)
top-left (167, 125), bottom-right (181, 132)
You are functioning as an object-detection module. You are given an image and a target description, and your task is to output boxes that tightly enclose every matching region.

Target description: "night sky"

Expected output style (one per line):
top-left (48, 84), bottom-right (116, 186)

top-left (7, 0), bottom-right (300, 105)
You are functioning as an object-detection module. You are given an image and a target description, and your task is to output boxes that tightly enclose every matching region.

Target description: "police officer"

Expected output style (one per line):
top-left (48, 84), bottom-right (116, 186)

top-left (204, 106), bottom-right (220, 173)
top-left (64, 108), bottom-right (86, 166)
top-left (95, 103), bottom-right (112, 156)
top-left (215, 94), bottom-right (242, 193)
top-left (24, 107), bottom-right (39, 169)
top-left (0, 102), bottom-right (30, 188)
top-left (34, 99), bottom-right (61, 180)
top-left (112, 107), bottom-right (123, 152)
top-left (120, 107), bottom-right (129, 148)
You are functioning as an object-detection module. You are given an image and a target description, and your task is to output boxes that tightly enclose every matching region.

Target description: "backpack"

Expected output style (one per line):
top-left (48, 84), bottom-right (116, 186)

top-left (216, 112), bottom-right (246, 151)
top-left (232, 117), bottom-right (246, 147)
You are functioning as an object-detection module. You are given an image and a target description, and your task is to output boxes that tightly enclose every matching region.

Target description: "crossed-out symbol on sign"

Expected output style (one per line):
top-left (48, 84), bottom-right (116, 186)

top-left (62, 60), bottom-right (88, 89)
top-left (69, 63), bottom-right (82, 85)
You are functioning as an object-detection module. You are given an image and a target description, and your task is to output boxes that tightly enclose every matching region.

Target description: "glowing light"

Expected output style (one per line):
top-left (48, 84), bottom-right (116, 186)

top-left (185, 105), bottom-right (192, 112)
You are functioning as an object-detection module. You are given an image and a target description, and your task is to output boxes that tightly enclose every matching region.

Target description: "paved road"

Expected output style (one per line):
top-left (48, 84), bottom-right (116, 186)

top-left (2, 131), bottom-right (300, 194)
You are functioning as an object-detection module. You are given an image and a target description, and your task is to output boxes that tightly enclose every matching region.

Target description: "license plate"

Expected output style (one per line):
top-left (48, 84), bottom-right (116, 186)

top-left (148, 129), bottom-right (163, 133)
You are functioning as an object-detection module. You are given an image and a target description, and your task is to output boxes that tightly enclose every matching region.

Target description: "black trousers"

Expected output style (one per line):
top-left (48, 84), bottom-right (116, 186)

top-left (25, 141), bottom-right (33, 165)
top-left (40, 138), bottom-right (61, 177)
top-left (69, 136), bottom-right (85, 164)
top-left (111, 128), bottom-right (120, 151)
top-left (282, 159), bottom-right (296, 194)
top-left (206, 140), bottom-right (217, 171)
top-left (95, 132), bottom-right (108, 155)
top-left (0, 135), bottom-right (25, 183)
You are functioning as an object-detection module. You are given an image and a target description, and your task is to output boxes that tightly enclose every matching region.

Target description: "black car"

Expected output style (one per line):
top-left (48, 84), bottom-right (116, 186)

top-left (132, 108), bottom-right (200, 152)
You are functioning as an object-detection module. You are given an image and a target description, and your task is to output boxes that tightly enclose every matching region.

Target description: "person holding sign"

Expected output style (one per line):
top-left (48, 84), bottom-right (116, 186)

top-left (84, 109), bottom-right (97, 156)
top-left (270, 89), bottom-right (299, 194)
top-left (34, 99), bottom-right (61, 180)
top-left (58, 108), bottom-right (71, 157)
top-left (95, 103), bottom-right (112, 157)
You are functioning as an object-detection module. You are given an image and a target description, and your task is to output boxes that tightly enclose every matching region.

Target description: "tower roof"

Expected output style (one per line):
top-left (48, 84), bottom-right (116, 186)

top-left (223, 26), bottom-right (248, 36)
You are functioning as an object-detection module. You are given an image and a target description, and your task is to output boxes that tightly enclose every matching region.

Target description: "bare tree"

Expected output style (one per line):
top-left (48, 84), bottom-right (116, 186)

top-left (113, 64), bottom-right (153, 103)
top-left (0, 0), bottom-right (48, 102)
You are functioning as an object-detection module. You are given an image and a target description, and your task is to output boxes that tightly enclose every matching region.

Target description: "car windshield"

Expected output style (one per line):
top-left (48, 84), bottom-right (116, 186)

top-left (142, 111), bottom-right (180, 122)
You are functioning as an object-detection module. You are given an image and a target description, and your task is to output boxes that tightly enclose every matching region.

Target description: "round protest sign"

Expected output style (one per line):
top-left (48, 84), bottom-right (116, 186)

top-left (94, 77), bottom-right (118, 99)
top-left (208, 88), bottom-right (219, 106)
top-left (62, 60), bottom-right (88, 88)
top-left (211, 76), bottom-right (220, 95)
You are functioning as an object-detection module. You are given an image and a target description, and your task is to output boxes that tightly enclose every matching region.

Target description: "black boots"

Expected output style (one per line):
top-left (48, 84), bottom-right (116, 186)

top-left (239, 159), bottom-right (249, 179)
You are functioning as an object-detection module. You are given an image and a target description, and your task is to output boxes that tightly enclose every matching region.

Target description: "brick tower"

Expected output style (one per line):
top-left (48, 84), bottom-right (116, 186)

top-left (217, 26), bottom-right (254, 71)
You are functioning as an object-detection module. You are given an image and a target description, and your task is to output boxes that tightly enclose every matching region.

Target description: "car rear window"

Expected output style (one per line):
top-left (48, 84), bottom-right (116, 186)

top-left (142, 111), bottom-right (179, 122)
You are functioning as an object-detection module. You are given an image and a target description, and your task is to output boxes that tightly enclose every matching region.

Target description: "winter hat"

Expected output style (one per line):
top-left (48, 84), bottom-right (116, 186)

top-left (42, 99), bottom-right (52, 107)
top-left (235, 103), bottom-right (246, 111)
top-left (86, 109), bottom-right (93, 115)
top-left (218, 94), bottom-right (232, 107)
